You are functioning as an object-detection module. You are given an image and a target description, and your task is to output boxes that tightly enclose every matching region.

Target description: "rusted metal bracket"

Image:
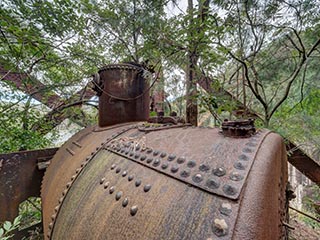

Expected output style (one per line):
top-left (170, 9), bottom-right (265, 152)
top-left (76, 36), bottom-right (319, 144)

top-left (0, 148), bottom-right (58, 223)
top-left (286, 142), bottom-right (320, 186)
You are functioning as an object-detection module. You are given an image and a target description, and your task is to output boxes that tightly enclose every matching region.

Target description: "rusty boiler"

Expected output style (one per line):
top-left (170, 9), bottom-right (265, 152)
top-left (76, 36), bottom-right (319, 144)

top-left (41, 63), bottom-right (289, 240)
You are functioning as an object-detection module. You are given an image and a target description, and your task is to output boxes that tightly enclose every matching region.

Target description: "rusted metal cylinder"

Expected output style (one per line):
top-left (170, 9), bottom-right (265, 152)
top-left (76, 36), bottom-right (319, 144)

top-left (94, 63), bottom-right (150, 127)
top-left (41, 123), bottom-right (288, 240)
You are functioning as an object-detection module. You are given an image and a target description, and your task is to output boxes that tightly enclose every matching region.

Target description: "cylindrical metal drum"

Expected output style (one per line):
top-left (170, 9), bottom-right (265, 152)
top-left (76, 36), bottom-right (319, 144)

top-left (41, 124), bottom-right (288, 240)
top-left (41, 63), bottom-right (288, 240)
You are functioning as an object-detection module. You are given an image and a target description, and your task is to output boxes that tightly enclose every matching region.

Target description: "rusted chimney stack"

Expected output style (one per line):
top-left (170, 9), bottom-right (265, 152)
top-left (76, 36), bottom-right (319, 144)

top-left (93, 63), bottom-right (150, 127)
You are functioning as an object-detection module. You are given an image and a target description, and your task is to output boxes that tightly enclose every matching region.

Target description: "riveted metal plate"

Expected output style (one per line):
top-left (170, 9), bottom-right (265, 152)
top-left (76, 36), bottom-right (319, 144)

top-left (105, 127), bottom-right (271, 200)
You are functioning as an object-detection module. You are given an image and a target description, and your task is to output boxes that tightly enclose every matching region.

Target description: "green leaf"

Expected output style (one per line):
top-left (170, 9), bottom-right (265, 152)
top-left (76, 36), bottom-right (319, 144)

top-left (3, 221), bottom-right (12, 232)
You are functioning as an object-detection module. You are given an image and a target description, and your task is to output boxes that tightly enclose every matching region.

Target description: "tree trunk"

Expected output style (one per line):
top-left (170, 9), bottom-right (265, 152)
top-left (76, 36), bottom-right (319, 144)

top-left (186, 0), bottom-right (198, 126)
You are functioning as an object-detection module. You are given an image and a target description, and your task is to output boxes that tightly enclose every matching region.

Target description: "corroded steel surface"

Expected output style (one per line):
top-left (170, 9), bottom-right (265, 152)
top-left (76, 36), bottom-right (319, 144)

top-left (93, 63), bottom-right (150, 127)
top-left (42, 123), bottom-right (287, 240)
top-left (0, 148), bottom-right (58, 223)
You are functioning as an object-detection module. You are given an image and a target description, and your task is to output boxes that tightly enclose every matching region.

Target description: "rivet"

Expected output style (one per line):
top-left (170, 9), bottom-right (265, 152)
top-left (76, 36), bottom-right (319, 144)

top-left (135, 145), bottom-right (141, 151)
top-left (153, 150), bottom-right (159, 156)
top-left (47, 233), bottom-right (51, 239)
top-left (223, 184), bottom-right (237, 196)
top-left (243, 148), bottom-right (253, 153)
top-left (75, 168), bottom-right (81, 173)
top-left (100, 177), bottom-right (106, 184)
top-left (125, 150), bottom-right (129, 154)
top-left (212, 218), bottom-right (228, 237)
top-left (116, 167), bottom-right (121, 173)
top-left (168, 154), bottom-right (176, 161)
top-left (180, 169), bottom-right (191, 178)
top-left (122, 171), bottom-right (128, 177)
top-left (120, 149), bottom-right (125, 153)
top-left (130, 206), bottom-right (138, 216)
top-left (111, 164), bottom-right (116, 170)
top-left (51, 214), bottom-right (56, 221)
top-left (199, 164), bottom-right (210, 172)
top-left (234, 162), bottom-right (246, 170)
top-left (129, 152), bottom-right (134, 157)
top-left (146, 158), bottom-right (153, 163)
top-left (238, 154), bottom-right (249, 161)
top-left (220, 203), bottom-right (232, 216)
top-left (246, 142), bottom-right (257, 147)
top-left (187, 160), bottom-right (196, 168)
top-left (135, 180), bottom-right (141, 187)
top-left (66, 182), bottom-right (72, 189)
top-left (161, 163), bottom-right (168, 169)
top-left (206, 178), bottom-right (220, 189)
top-left (58, 197), bottom-right (64, 204)
top-left (122, 198), bottom-right (129, 207)
top-left (160, 152), bottom-right (167, 158)
top-left (147, 148), bottom-right (153, 154)
top-left (80, 163), bottom-right (85, 167)
top-left (109, 186), bottom-right (115, 194)
top-left (128, 175), bottom-right (134, 181)
top-left (104, 182), bottom-right (109, 189)
top-left (54, 206), bottom-right (59, 213)
top-left (192, 173), bottom-right (203, 183)
top-left (153, 159), bottom-right (161, 167)
top-left (86, 157), bottom-right (90, 161)
top-left (140, 155), bottom-right (147, 161)
top-left (62, 189), bottom-right (67, 196)
top-left (48, 223), bottom-right (53, 230)
top-left (134, 153), bottom-right (140, 159)
top-left (115, 191), bottom-right (123, 201)
top-left (230, 172), bottom-right (244, 181)
top-left (213, 167), bottom-right (226, 177)
top-left (144, 184), bottom-right (152, 192)
top-left (171, 165), bottom-right (179, 173)
top-left (177, 157), bottom-right (186, 164)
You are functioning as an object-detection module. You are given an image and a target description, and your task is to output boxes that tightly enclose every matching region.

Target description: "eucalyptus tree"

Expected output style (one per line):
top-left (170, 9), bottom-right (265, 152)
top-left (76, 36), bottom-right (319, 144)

top-left (209, 0), bottom-right (320, 127)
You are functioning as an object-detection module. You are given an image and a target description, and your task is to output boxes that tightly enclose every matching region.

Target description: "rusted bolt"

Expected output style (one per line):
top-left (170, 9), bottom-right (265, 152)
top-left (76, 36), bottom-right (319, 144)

top-left (100, 178), bottom-right (106, 184)
top-left (128, 175), bottom-right (134, 181)
top-left (104, 182), bottom-right (109, 189)
top-left (177, 157), bottom-right (186, 164)
top-left (168, 154), bottom-right (176, 161)
top-left (180, 169), bottom-right (191, 178)
top-left (230, 172), bottom-right (244, 181)
top-left (161, 163), bottom-right (168, 169)
top-left (223, 185), bottom-right (237, 196)
top-left (115, 191), bottom-right (123, 201)
top-left (160, 152), bottom-right (167, 158)
top-left (109, 186), bottom-right (115, 194)
top-left (219, 203), bottom-right (232, 216)
top-left (144, 184), bottom-right (152, 192)
top-left (233, 162), bottom-right (246, 170)
top-left (238, 154), bottom-right (249, 161)
top-left (153, 159), bottom-right (161, 167)
top-left (187, 160), bottom-right (196, 168)
top-left (130, 206), bottom-right (138, 216)
top-left (122, 198), bottom-right (129, 207)
top-left (171, 165), bottom-right (179, 173)
top-left (199, 164), bottom-right (210, 172)
top-left (192, 174), bottom-right (203, 183)
top-left (206, 179), bottom-right (220, 189)
top-left (135, 180), bottom-right (142, 187)
top-left (212, 167), bottom-right (226, 177)
top-left (212, 218), bottom-right (228, 237)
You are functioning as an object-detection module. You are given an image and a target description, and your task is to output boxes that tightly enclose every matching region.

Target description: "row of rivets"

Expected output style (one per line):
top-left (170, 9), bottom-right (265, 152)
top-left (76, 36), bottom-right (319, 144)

top-left (47, 124), bottom-right (140, 239)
